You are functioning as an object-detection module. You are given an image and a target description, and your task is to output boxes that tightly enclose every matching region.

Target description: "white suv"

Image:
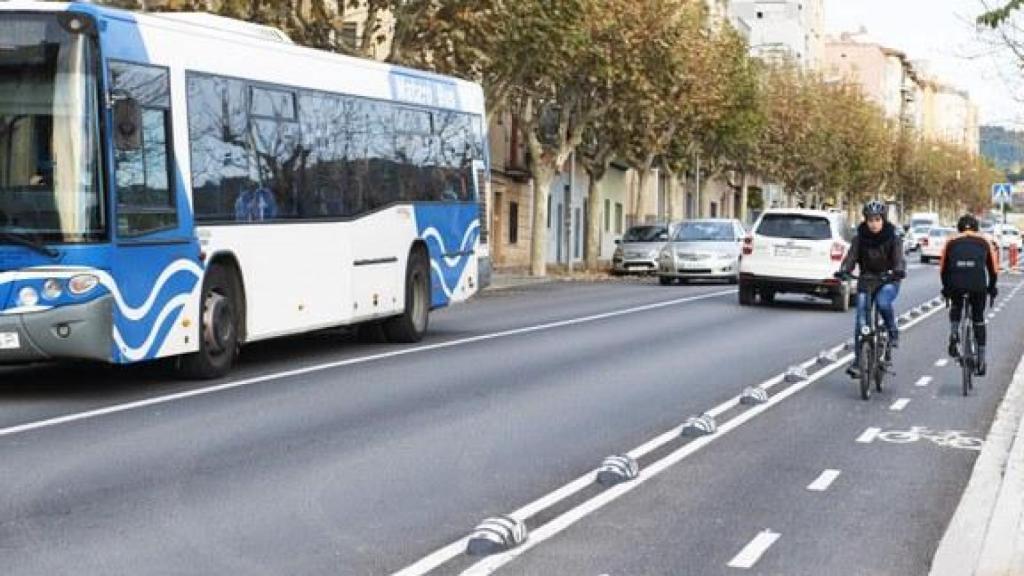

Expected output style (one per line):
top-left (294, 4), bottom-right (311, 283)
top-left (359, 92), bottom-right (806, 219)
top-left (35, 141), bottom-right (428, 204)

top-left (738, 209), bottom-right (855, 311)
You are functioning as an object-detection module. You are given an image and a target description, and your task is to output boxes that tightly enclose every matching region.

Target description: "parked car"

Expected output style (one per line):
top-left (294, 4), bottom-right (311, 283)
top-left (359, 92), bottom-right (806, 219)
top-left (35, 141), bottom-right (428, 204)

top-left (904, 225), bottom-right (931, 253)
top-left (919, 227), bottom-right (955, 263)
top-left (657, 219), bottom-right (745, 285)
top-left (612, 225), bottom-right (670, 275)
top-left (993, 224), bottom-right (1024, 251)
top-left (738, 209), bottom-right (855, 311)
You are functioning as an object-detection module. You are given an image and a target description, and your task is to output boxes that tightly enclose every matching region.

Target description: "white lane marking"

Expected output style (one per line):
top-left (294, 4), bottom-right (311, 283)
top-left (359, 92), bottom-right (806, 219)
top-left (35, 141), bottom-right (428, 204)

top-left (726, 530), bottom-right (782, 569)
top-left (915, 376), bottom-right (933, 387)
top-left (857, 427), bottom-right (882, 444)
top-left (0, 289), bottom-right (738, 440)
top-left (395, 293), bottom-right (950, 576)
top-left (458, 352), bottom-right (854, 576)
top-left (890, 398), bottom-right (911, 412)
top-left (988, 313), bottom-right (997, 320)
top-left (807, 469), bottom-right (841, 492)
top-left (936, 359), bottom-right (950, 367)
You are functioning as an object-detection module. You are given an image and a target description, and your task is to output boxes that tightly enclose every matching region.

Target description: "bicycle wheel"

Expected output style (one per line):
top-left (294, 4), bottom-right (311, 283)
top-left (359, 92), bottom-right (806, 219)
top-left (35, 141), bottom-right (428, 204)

top-left (859, 341), bottom-right (873, 400)
top-left (874, 335), bottom-right (886, 393)
top-left (961, 320), bottom-right (973, 396)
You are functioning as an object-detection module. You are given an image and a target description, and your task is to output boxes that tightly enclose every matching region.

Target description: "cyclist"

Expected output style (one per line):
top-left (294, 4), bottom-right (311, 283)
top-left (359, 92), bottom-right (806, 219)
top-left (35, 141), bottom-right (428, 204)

top-left (836, 201), bottom-right (906, 378)
top-left (940, 214), bottom-right (999, 376)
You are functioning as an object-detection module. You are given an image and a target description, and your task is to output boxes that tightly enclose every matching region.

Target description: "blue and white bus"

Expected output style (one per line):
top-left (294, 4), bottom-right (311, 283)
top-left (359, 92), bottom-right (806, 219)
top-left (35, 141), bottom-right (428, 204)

top-left (0, 2), bottom-right (490, 377)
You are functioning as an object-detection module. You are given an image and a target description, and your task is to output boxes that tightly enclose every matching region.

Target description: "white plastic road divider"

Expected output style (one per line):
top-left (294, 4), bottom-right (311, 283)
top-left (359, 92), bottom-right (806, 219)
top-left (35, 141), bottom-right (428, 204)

top-left (807, 470), bottom-right (842, 492)
top-left (0, 289), bottom-right (739, 440)
top-left (726, 530), bottom-right (782, 569)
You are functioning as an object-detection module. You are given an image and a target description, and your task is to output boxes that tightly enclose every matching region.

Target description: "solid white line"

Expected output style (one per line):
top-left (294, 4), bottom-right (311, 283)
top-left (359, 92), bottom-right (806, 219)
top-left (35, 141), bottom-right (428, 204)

top-left (0, 289), bottom-right (738, 441)
top-left (890, 398), bottom-right (911, 412)
top-left (807, 469), bottom-right (841, 492)
top-left (394, 293), bottom-right (952, 576)
top-left (915, 376), bottom-right (933, 387)
top-left (936, 359), bottom-right (950, 367)
top-left (857, 427), bottom-right (882, 444)
top-left (727, 530), bottom-right (781, 569)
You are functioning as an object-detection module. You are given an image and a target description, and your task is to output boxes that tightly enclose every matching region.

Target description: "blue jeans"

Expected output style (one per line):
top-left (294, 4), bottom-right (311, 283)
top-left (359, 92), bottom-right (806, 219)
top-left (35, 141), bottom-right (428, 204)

top-left (853, 283), bottom-right (900, 363)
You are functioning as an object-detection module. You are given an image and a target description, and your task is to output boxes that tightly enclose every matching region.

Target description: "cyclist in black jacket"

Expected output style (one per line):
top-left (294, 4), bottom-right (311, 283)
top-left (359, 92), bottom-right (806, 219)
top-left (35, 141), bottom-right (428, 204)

top-left (940, 214), bottom-right (999, 376)
top-left (837, 201), bottom-right (907, 378)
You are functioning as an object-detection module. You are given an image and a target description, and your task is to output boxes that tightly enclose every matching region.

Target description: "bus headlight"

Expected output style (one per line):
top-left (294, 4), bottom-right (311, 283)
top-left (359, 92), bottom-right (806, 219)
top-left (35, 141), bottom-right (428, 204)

top-left (68, 274), bottom-right (100, 296)
top-left (43, 279), bottom-right (63, 300)
top-left (18, 286), bottom-right (39, 307)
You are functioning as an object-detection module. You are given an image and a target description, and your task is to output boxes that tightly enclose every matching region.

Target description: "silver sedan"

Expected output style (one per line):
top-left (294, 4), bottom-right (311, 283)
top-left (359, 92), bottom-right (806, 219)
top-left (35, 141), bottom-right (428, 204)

top-left (657, 219), bottom-right (745, 285)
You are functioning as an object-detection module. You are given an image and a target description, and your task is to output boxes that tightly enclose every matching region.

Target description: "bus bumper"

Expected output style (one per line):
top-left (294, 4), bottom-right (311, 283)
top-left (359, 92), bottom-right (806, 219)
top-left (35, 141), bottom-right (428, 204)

top-left (0, 296), bottom-right (114, 364)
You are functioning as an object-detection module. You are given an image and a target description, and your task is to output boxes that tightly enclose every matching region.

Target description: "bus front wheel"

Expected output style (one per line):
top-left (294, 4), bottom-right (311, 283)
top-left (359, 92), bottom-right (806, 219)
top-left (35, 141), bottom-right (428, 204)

top-left (179, 265), bottom-right (240, 379)
top-left (384, 248), bottom-right (430, 343)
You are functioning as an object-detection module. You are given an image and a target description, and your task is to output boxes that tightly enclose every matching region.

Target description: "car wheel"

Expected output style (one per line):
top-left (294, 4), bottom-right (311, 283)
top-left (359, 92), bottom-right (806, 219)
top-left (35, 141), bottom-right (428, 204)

top-left (658, 276), bottom-right (673, 286)
top-left (178, 264), bottom-right (241, 379)
top-left (761, 290), bottom-right (776, 305)
top-left (739, 283), bottom-right (755, 306)
top-left (831, 284), bottom-right (850, 312)
top-left (920, 255), bottom-right (929, 264)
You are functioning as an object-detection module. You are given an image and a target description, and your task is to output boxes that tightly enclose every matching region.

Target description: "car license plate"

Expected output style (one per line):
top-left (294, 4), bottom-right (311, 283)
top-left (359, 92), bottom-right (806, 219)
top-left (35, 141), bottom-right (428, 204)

top-left (0, 332), bottom-right (20, 350)
top-left (775, 246), bottom-right (808, 258)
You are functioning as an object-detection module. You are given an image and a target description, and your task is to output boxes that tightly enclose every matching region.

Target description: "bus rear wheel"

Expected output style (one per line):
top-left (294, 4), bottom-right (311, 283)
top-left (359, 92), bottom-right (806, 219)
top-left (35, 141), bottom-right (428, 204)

top-left (384, 248), bottom-right (430, 343)
top-left (179, 265), bottom-right (240, 379)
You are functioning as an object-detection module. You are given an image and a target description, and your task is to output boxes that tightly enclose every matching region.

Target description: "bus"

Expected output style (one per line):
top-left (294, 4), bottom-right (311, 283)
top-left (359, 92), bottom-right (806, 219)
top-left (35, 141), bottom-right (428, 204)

top-left (0, 2), bottom-right (491, 378)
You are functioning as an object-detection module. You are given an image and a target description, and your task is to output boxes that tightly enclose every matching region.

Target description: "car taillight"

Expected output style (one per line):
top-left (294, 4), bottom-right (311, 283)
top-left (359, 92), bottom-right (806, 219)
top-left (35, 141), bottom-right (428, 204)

top-left (742, 236), bottom-right (753, 256)
top-left (830, 242), bottom-right (845, 261)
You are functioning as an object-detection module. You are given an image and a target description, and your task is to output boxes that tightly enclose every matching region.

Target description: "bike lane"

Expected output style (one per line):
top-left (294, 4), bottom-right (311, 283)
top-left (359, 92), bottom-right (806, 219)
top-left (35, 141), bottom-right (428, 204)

top-left (481, 277), bottom-right (1024, 575)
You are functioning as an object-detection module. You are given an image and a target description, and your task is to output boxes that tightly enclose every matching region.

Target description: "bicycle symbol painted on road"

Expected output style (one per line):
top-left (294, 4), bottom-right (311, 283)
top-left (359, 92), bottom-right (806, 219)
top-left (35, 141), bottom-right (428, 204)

top-left (872, 426), bottom-right (983, 451)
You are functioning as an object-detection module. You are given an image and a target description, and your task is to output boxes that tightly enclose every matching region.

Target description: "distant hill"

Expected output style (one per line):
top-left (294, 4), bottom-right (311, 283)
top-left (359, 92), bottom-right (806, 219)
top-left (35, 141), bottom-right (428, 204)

top-left (981, 125), bottom-right (1024, 174)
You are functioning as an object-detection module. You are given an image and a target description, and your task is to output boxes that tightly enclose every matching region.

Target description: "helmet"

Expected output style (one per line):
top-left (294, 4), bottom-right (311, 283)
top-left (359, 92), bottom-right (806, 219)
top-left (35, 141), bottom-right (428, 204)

top-left (862, 200), bottom-right (887, 219)
top-left (957, 214), bottom-right (979, 232)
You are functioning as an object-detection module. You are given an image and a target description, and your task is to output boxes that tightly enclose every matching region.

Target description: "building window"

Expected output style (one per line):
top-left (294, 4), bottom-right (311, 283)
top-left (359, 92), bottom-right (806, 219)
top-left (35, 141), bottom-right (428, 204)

top-left (757, 11), bottom-right (763, 18)
top-left (615, 202), bottom-right (623, 234)
top-left (509, 201), bottom-right (519, 244)
top-left (604, 198), bottom-right (611, 232)
top-left (341, 22), bottom-right (358, 50)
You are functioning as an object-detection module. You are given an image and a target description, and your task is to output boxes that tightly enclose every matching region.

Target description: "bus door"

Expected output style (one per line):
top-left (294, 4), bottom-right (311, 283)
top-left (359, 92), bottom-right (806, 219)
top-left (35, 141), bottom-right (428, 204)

top-left (105, 60), bottom-right (202, 363)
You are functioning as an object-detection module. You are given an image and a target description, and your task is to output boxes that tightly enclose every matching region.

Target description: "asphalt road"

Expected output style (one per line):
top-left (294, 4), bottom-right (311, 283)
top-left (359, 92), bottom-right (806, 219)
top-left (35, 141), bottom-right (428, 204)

top-left (0, 261), bottom-right (1020, 575)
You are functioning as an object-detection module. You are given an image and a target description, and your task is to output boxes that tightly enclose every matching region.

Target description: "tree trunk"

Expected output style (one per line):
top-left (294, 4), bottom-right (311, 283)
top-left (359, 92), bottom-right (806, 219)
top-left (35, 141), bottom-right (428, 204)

top-left (739, 171), bottom-right (750, 224)
top-left (585, 173), bottom-right (604, 271)
top-left (636, 167), bottom-right (652, 224)
top-left (529, 163), bottom-right (555, 277)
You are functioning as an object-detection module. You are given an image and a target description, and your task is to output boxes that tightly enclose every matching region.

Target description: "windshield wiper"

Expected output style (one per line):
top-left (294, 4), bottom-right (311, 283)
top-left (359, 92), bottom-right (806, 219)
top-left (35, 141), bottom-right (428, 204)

top-left (0, 231), bottom-right (59, 258)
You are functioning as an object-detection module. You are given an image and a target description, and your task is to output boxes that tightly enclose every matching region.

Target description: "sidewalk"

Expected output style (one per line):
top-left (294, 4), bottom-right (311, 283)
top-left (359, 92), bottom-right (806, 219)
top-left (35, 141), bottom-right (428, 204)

top-left (485, 266), bottom-right (647, 292)
top-left (930, 352), bottom-right (1024, 576)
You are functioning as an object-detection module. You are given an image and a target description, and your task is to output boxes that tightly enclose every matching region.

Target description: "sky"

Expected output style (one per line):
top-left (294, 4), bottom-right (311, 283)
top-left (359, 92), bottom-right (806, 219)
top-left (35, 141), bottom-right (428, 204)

top-left (825, 0), bottom-right (1024, 128)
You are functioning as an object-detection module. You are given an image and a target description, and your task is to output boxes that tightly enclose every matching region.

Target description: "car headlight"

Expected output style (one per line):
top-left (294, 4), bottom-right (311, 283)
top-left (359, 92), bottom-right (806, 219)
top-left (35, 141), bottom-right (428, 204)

top-left (18, 286), bottom-right (39, 307)
top-left (68, 274), bottom-right (99, 296)
top-left (42, 279), bottom-right (63, 300)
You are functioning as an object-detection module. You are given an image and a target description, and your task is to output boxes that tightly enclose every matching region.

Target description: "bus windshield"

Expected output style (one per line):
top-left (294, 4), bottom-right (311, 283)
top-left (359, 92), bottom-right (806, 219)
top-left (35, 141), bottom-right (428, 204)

top-left (0, 14), bottom-right (104, 244)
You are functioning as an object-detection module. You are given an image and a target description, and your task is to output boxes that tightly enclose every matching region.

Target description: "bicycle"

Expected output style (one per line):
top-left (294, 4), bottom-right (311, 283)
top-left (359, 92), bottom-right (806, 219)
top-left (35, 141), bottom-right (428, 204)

top-left (845, 273), bottom-right (896, 401)
top-left (949, 292), bottom-right (995, 396)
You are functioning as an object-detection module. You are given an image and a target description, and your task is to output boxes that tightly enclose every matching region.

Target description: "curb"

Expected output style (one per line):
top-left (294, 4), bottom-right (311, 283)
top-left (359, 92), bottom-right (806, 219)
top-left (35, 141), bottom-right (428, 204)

top-left (930, 352), bottom-right (1024, 576)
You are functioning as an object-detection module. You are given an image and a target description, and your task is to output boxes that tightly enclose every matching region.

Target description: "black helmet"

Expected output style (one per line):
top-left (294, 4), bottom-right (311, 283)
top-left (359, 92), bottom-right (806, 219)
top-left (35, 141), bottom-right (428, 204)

top-left (862, 200), bottom-right (887, 219)
top-left (957, 214), bottom-right (979, 232)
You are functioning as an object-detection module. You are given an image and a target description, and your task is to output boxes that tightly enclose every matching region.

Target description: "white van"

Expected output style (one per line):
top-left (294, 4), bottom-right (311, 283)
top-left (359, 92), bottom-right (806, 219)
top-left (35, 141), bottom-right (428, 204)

top-left (738, 209), bottom-right (855, 311)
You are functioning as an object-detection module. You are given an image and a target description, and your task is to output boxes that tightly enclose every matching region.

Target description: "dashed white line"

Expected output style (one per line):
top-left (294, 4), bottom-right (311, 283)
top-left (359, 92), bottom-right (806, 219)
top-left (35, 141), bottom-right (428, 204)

top-left (857, 427), bottom-right (882, 444)
top-left (890, 398), bottom-right (911, 412)
top-left (727, 530), bottom-right (781, 569)
top-left (807, 469), bottom-right (841, 492)
top-left (915, 376), bottom-right (933, 387)
top-left (936, 359), bottom-right (950, 367)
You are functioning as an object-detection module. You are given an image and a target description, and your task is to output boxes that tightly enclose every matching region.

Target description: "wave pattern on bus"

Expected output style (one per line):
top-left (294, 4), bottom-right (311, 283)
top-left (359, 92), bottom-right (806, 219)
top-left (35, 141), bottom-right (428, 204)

top-left (414, 204), bottom-right (480, 306)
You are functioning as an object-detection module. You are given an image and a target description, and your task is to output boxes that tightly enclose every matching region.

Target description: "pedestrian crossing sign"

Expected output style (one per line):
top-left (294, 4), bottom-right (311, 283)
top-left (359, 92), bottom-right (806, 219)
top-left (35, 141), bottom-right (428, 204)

top-left (993, 183), bottom-right (1013, 203)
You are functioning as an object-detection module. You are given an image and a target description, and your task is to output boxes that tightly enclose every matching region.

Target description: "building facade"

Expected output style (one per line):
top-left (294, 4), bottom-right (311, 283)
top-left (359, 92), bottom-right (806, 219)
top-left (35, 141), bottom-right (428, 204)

top-left (728, 0), bottom-right (825, 69)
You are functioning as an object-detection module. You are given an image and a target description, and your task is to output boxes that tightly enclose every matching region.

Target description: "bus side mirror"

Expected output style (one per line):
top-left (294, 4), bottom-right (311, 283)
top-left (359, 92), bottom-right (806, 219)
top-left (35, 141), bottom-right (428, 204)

top-left (113, 97), bottom-right (142, 151)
